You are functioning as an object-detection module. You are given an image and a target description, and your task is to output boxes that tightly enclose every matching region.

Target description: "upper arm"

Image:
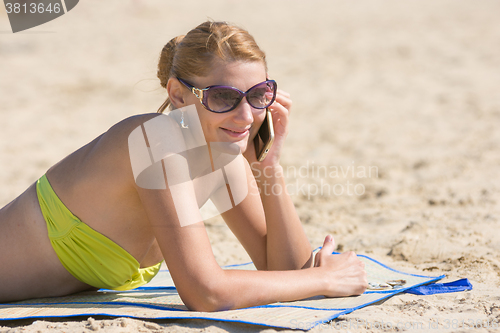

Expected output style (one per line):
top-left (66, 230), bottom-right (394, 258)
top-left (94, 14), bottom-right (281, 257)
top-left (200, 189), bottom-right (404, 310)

top-left (136, 183), bottom-right (222, 311)
top-left (220, 159), bottom-right (268, 270)
top-left (128, 115), bottom-right (223, 310)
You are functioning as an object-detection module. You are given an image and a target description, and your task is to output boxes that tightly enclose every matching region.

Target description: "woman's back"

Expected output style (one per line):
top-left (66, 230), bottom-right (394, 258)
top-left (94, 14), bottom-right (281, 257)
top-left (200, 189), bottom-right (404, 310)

top-left (0, 113), bottom-right (163, 302)
top-left (45, 113), bottom-right (163, 266)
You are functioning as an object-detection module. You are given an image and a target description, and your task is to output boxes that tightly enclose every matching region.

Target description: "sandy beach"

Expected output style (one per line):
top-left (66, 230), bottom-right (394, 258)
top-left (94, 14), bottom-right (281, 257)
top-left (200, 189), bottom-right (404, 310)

top-left (1, 0), bottom-right (499, 331)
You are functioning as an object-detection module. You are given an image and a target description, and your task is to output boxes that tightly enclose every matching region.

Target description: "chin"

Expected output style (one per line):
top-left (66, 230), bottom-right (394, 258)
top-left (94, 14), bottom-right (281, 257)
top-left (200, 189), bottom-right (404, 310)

top-left (233, 140), bottom-right (248, 154)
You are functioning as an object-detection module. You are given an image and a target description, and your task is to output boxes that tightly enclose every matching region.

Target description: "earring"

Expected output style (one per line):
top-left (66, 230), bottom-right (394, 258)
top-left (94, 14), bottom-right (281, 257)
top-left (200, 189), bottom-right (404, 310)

top-left (180, 110), bottom-right (189, 129)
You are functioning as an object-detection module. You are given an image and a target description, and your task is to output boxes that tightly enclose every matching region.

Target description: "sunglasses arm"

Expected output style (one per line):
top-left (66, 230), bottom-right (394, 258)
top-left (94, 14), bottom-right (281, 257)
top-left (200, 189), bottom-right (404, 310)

top-left (191, 87), bottom-right (204, 102)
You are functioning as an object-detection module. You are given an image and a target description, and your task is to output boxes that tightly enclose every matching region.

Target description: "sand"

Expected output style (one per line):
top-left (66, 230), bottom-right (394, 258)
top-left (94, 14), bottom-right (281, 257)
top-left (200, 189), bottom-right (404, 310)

top-left (1, 0), bottom-right (499, 331)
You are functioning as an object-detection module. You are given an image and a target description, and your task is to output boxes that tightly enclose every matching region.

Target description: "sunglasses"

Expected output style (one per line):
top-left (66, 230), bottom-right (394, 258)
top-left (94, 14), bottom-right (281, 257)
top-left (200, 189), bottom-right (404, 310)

top-left (177, 77), bottom-right (277, 113)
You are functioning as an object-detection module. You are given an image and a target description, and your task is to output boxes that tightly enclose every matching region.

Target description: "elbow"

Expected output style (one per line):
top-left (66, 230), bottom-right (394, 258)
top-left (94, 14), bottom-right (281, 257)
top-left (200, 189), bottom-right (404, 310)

top-left (178, 278), bottom-right (234, 312)
top-left (185, 299), bottom-right (229, 313)
top-left (182, 291), bottom-right (222, 312)
top-left (183, 298), bottom-right (218, 312)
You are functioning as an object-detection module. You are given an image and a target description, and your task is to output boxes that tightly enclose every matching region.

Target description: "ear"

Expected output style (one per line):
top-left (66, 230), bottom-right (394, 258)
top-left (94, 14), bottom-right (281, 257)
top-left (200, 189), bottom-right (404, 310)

top-left (166, 77), bottom-right (187, 109)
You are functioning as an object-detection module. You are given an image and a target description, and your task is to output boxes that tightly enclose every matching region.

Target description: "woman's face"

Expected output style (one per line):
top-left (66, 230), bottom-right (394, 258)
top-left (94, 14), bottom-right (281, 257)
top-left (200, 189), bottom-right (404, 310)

top-left (181, 60), bottom-right (268, 154)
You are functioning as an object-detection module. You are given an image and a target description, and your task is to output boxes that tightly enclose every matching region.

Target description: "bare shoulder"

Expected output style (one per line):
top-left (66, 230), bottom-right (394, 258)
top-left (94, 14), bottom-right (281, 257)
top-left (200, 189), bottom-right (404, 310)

top-left (98, 113), bottom-right (182, 154)
top-left (46, 113), bottom-right (168, 199)
top-left (100, 113), bottom-right (163, 146)
top-left (85, 113), bottom-right (168, 169)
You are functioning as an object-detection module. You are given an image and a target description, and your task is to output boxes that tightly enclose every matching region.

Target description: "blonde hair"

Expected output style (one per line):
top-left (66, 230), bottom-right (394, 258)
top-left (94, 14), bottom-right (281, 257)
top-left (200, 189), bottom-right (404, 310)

top-left (156, 21), bottom-right (267, 113)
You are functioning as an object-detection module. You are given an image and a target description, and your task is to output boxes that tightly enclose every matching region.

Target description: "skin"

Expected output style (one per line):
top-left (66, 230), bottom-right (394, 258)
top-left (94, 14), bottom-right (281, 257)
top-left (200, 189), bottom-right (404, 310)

top-left (0, 59), bottom-right (367, 310)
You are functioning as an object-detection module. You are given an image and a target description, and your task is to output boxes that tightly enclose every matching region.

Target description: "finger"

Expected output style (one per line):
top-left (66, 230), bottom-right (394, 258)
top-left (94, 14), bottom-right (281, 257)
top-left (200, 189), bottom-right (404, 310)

top-left (275, 89), bottom-right (291, 101)
top-left (277, 89), bottom-right (291, 99)
top-left (315, 235), bottom-right (335, 267)
top-left (274, 93), bottom-right (292, 112)
top-left (269, 101), bottom-right (289, 119)
top-left (321, 234), bottom-right (336, 255)
top-left (345, 251), bottom-right (358, 261)
top-left (269, 102), bottom-right (289, 130)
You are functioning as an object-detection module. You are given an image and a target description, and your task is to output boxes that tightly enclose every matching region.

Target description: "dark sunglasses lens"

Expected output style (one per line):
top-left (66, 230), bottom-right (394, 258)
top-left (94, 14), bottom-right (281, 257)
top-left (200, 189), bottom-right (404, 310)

top-left (247, 81), bottom-right (276, 109)
top-left (206, 87), bottom-right (242, 112)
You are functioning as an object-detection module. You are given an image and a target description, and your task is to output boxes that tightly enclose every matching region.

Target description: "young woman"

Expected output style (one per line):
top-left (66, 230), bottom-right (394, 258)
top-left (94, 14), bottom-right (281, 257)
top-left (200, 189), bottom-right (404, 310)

top-left (0, 21), bottom-right (367, 311)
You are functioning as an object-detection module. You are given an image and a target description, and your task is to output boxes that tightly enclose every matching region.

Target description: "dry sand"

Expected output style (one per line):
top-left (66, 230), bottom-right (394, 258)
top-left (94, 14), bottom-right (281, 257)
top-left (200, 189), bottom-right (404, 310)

top-left (1, 0), bottom-right (500, 331)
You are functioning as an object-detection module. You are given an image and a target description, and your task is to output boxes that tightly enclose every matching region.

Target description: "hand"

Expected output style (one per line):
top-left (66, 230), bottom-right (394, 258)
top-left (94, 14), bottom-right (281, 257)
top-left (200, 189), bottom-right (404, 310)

top-left (314, 235), bottom-right (368, 297)
top-left (244, 88), bottom-right (292, 170)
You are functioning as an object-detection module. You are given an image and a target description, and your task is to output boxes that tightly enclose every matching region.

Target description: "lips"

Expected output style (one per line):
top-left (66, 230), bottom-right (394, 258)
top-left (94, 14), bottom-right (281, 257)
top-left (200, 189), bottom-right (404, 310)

top-left (220, 126), bottom-right (250, 138)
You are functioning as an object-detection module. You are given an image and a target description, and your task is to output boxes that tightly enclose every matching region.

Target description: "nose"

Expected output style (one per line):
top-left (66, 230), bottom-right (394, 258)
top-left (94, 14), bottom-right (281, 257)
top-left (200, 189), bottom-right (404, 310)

top-left (232, 99), bottom-right (255, 125)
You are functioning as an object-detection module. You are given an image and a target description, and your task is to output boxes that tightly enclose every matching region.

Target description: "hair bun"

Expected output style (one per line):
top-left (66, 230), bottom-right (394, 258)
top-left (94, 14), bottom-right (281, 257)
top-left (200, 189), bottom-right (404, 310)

top-left (157, 35), bottom-right (185, 89)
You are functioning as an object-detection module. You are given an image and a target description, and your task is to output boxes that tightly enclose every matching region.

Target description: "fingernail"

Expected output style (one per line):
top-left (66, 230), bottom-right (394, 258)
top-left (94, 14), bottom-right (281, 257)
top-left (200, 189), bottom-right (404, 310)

top-left (326, 235), bottom-right (333, 242)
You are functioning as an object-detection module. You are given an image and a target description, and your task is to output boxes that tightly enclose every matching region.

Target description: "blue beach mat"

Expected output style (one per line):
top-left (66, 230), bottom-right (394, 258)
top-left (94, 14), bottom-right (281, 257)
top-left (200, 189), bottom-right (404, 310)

top-left (0, 251), bottom-right (466, 330)
top-left (404, 278), bottom-right (472, 295)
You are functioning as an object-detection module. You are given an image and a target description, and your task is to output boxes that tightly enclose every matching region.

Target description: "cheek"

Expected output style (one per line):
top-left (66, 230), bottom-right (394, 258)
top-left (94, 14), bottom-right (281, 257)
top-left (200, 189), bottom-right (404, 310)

top-left (251, 112), bottom-right (266, 136)
top-left (206, 121), bottom-right (218, 136)
top-left (194, 106), bottom-right (213, 131)
top-left (198, 113), bottom-right (222, 138)
top-left (201, 118), bottom-right (214, 137)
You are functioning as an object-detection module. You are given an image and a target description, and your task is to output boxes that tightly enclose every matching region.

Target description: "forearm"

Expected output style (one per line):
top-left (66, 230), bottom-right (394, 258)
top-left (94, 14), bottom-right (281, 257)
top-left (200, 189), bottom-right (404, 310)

top-left (254, 165), bottom-right (313, 270)
top-left (212, 266), bottom-right (326, 311)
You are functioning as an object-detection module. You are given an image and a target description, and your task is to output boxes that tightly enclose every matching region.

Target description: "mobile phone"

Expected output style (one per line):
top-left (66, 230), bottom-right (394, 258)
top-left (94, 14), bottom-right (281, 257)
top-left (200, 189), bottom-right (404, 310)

top-left (254, 108), bottom-right (274, 161)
